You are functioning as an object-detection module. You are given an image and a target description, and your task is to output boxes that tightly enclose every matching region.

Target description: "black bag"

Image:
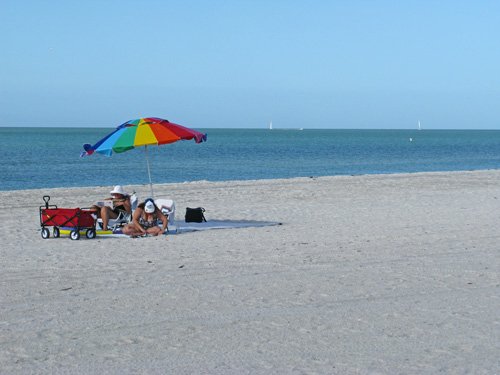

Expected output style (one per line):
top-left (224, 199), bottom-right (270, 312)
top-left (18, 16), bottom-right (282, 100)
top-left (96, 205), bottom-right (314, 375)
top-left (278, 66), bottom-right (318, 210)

top-left (185, 207), bottom-right (206, 222)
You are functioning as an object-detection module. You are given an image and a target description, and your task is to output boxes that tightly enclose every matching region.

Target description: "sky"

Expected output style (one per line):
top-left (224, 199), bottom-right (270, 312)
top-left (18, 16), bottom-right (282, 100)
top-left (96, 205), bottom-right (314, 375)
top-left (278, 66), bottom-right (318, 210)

top-left (1, 0), bottom-right (499, 129)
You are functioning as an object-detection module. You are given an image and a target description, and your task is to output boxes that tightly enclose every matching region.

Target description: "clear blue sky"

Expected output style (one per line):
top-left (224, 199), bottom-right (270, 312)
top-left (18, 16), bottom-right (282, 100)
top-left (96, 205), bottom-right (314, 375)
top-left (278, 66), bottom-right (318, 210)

top-left (1, 0), bottom-right (499, 129)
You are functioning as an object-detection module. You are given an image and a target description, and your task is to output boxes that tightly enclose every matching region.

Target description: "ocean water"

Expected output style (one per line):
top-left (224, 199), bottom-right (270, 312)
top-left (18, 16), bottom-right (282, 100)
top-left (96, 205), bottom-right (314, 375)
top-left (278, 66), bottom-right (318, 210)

top-left (1, 127), bottom-right (500, 191)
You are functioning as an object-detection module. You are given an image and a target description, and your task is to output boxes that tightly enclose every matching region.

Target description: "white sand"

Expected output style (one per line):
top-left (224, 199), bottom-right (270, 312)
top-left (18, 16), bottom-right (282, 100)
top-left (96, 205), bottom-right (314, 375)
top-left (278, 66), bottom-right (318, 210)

top-left (1, 171), bottom-right (499, 374)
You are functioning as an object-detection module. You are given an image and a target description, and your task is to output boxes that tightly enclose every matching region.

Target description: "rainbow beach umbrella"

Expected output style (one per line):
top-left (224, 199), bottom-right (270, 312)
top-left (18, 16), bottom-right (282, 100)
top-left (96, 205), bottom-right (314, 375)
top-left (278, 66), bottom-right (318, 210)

top-left (81, 117), bottom-right (207, 196)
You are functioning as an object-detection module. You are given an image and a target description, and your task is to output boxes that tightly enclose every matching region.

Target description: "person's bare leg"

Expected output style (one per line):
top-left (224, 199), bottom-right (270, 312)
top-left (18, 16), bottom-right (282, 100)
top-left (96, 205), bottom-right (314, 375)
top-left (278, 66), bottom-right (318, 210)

top-left (122, 224), bottom-right (145, 237)
top-left (101, 207), bottom-right (118, 229)
top-left (147, 227), bottom-right (163, 236)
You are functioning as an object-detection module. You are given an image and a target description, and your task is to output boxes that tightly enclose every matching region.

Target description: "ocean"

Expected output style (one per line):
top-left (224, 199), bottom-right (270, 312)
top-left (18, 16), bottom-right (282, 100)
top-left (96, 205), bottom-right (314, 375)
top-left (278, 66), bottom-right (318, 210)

top-left (1, 127), bottom-right (500, 191)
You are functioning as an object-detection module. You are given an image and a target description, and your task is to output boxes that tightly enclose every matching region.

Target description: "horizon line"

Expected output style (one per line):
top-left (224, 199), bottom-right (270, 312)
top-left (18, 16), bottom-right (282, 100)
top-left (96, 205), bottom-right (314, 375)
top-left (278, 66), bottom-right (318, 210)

top-left (1, 126), bottom-right (500, 131)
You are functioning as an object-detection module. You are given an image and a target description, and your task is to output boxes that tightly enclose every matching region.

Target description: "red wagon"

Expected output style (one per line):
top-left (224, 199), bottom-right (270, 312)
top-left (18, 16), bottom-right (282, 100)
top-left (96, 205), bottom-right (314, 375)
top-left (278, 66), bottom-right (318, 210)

top-left (39, 196), bottom-right (96, 240)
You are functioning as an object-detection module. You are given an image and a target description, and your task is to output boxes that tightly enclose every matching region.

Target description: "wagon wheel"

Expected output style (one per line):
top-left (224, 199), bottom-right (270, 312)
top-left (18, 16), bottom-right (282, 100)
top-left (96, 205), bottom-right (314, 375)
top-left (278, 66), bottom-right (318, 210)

top-left (86, 229), bottom-right (96, 239)
top-left (41, 228), bottom-right (50, 239)
top-left (70, 230), bottom-right (80, 240)
top-left (53, 227), bottom-right (60, 238)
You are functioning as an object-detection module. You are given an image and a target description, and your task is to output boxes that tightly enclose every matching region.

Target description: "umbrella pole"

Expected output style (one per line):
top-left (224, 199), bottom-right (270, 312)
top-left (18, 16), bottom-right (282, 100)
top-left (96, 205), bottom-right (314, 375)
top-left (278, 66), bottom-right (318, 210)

top-left (145, 145), bottom-right (154, 198)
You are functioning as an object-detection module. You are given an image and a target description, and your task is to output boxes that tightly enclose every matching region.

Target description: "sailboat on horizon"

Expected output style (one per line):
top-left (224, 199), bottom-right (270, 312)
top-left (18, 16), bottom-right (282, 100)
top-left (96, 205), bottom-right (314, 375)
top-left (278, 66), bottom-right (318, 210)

top-left (269, 121), bottom-right (273, 130)
top-left (418, 120), bottom-right (422, 130)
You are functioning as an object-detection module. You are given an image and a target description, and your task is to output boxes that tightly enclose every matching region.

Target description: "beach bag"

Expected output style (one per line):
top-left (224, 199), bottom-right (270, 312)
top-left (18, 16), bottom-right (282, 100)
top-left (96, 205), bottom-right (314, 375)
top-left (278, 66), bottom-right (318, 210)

top-left (185, 207), bottom-right (206, 222)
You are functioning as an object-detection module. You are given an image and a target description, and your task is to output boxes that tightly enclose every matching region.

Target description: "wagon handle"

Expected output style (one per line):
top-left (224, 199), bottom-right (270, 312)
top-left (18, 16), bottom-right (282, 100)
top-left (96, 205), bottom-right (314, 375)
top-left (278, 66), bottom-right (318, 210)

top-left (43, 195), bottom-right (51, 209)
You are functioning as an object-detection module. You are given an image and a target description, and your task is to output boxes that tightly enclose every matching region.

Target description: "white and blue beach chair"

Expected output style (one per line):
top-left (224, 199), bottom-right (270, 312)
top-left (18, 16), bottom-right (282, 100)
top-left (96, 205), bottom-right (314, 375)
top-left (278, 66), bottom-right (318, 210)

top-left (154, 198), bottom-right (176, 232)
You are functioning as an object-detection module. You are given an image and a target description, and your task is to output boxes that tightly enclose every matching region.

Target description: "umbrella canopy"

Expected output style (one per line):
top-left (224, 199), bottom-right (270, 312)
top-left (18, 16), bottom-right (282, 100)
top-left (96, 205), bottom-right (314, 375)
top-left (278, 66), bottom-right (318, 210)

top-left (81, 117), bottom-right (207, 196)
top-left (82, 117), bottom-right (206, 157)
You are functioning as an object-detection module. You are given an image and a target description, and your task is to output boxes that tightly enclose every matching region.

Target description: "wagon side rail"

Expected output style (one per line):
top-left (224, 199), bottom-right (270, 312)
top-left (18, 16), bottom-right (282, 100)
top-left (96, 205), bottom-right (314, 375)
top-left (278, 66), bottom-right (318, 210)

top-left (40, 209), bottom-right (81, 228)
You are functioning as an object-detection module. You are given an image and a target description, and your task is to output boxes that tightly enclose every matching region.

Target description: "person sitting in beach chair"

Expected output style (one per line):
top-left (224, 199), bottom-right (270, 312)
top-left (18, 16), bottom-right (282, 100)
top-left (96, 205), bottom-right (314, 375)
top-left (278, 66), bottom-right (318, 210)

top-left (91, 185), bottom-right (132, 230)
top-left (122, 198), bottom-right (168, 237)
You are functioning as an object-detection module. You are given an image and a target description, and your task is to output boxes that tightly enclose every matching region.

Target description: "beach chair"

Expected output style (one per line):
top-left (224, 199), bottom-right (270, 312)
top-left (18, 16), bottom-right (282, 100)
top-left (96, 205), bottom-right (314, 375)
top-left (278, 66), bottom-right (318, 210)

top-left (154, 198), bottom-right (176, 231)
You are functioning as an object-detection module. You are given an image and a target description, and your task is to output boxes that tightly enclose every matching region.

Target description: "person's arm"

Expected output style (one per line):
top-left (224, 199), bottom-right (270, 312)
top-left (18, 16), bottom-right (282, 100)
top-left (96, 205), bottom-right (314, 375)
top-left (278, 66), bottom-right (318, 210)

top-left (132, 208), bottom-right (146, 234)
top-left (111, 197), bottom-right (131, 213)
top-left (158, 210), bottom-right (168, 232)
top-left (119, 197), bottom-right (132, 214)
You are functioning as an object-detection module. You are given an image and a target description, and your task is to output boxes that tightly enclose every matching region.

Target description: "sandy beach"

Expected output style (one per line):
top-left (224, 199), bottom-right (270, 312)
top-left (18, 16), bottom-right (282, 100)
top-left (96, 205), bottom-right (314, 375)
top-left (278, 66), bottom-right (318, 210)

top-left (1, 170), bottom-right (499, 374)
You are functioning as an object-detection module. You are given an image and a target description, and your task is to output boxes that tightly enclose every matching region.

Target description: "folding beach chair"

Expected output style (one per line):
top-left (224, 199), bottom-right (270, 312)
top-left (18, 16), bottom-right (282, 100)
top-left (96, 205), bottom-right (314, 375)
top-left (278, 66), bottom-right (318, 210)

top-left (154, 198), bottom-right (176, 232)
